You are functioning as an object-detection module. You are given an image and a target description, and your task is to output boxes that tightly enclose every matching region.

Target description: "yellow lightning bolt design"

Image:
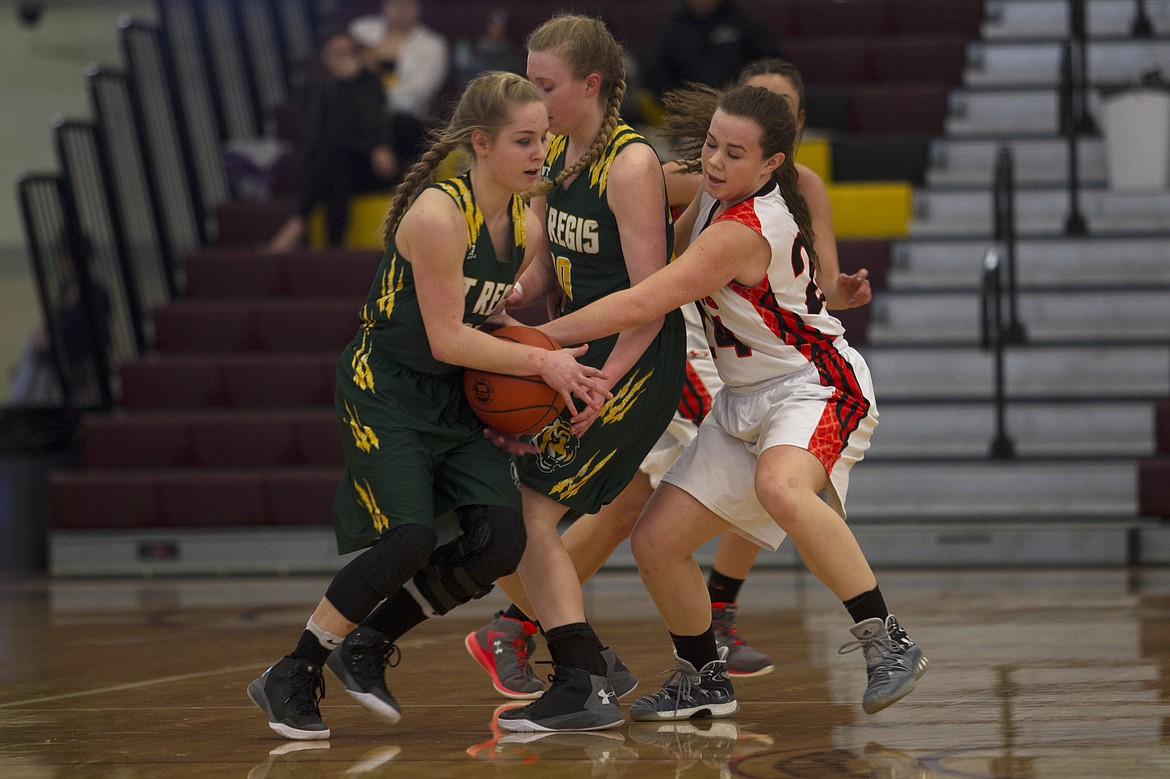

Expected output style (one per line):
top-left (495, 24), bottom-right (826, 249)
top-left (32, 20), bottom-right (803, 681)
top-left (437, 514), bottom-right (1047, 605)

top-left (600, 368), bottom-right (654, 425)
top-left (511, 193), bottom-right (526, 250)
top-left (350, 323), bottom-right (376, 393)
top-left (353, 478), bottom-right (390, 533)
top-left (590, 125), bottom-right (636, 196)
top-left (343, 401), bottom-right (380, 453)
top-left (437, 177), bottom-right (483, 249)
top-left (550, 449), bottom-right (618, 502)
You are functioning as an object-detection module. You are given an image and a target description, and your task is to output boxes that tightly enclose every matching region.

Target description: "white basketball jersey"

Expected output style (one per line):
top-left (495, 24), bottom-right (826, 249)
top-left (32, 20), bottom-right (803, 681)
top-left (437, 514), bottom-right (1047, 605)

top-left (690, 182), bottom-right (845, 387)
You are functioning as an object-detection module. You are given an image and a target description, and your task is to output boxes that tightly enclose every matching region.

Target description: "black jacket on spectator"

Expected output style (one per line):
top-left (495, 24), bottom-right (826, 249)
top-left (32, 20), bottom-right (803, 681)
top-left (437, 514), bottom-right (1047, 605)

top-left (647, 1), bottom-right (783, 98)
top-left (297, 68), bottom-right (396, 242)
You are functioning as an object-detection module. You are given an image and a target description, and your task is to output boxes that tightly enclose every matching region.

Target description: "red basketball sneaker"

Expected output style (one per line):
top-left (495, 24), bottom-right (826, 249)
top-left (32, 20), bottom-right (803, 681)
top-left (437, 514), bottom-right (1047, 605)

top-left (466, 612), bottom-right (544, 699)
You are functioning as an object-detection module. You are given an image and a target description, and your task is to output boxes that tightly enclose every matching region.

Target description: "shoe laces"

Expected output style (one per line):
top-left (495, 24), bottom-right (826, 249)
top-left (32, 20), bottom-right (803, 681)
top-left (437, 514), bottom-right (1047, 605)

top-left (284, 665), bottom-right (326, 717)
top-left (646, 666), bottom-right (700, 709)
top-left (838, 632), bottom-right (904, 681)
top-left (351, 636), bottom-right (401, 678)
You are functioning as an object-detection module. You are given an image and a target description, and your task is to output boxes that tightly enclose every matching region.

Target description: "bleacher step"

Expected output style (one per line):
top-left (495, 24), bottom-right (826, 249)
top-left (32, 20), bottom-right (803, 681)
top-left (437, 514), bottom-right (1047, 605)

top-left (890, 236), bottom-right (1170, 288)
top-left (867, 288), bottom-right (1170, 343)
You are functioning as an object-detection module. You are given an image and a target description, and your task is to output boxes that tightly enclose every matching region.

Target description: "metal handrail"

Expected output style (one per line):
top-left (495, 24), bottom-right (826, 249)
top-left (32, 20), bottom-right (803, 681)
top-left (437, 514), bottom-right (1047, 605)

top-left (992, 146), bottom-right (1027, 343)
top-left (981, 248), bottom-right (1016, 459)
top-left (1060, 40), bottom-right (1089, 235)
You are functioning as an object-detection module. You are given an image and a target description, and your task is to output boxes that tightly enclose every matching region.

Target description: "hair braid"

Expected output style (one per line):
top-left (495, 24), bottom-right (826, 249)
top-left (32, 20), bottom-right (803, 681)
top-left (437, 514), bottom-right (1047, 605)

top-left (775, 155), bottom-right (817, 274)
top-left (379, 141), bottom-right (455, 245)
top-left (524, 14), bottom-right (627, 199)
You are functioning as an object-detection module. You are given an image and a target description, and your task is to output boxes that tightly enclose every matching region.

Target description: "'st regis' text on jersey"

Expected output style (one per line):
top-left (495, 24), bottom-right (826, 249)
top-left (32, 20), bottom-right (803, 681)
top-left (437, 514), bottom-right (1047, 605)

top-left (464, 277), bottom-right (515, 317)
top-left (546, 206), bottom-right (600, 254)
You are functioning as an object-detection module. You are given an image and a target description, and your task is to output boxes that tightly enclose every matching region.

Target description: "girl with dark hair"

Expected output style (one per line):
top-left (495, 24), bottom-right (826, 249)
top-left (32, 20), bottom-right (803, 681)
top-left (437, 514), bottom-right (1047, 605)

top-left (539, 84), bottom-right (927, 721)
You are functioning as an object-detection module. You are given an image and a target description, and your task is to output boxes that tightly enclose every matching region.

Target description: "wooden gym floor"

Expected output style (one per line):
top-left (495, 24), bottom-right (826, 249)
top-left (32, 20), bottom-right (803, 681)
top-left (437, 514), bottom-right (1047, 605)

top-left (2, 567), bottom-right (1169, 777)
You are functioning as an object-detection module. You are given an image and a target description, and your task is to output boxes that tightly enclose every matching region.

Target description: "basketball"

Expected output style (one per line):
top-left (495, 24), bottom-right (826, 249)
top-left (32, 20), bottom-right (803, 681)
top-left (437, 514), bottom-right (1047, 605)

top-left (463, 325), bottom-right (567, 436)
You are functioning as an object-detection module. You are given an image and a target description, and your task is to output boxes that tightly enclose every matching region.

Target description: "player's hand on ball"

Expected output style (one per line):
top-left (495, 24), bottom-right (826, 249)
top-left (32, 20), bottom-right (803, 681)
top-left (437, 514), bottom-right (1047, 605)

top-left (538, 344), bottom-right (610, 416)
top-left (568, 386), bottom-right (609, 437)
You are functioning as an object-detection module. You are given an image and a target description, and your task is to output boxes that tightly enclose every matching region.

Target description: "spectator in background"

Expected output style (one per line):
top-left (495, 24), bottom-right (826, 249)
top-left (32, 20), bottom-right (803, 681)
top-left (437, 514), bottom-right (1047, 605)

top-left (350, 0), bottom-right (450, 164)
top-left (452, 9), bottom-right (525, 91)
top-left (266, 29), bottom-right (398, 253)
top-left (645, 0), bottom-right (782, 100)
top-left (11, 232), bottom-right (110, 407)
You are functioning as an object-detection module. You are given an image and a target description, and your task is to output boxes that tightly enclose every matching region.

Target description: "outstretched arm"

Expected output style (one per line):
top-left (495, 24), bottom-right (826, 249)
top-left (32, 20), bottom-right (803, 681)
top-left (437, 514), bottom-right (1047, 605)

top-left (400, 190), bottom-right (608, 411)
top-left (541, 219), bottom-right (770, 347)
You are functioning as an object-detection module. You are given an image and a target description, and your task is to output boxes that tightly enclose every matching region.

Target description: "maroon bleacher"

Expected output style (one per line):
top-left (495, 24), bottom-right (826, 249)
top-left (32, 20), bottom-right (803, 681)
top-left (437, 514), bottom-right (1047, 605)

top-left (1139, 399), bottom-right (1170, 518)
top-left (49, 248), bottom-right (365, 530)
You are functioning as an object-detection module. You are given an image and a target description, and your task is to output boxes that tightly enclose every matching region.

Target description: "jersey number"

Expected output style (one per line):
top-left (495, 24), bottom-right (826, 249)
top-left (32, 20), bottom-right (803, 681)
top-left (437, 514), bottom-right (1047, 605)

top-left (700, 299), bottom-right (752, 359)
top-left (790, 235), bottom-right (824, 315)
top-left (554, 255), bottom-right (574, 301)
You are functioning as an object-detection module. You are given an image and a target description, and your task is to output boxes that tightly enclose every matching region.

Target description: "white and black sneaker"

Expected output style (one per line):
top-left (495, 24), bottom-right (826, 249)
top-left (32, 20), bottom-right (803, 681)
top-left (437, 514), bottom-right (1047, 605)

top-left (325, 626), bottom-right (402, 724)
top-left (247, 656), bottom-right (330, 740)
top-left (496, 665), bottom-right (624, 732)
top-left (628, 646), bottom-right (738, 722)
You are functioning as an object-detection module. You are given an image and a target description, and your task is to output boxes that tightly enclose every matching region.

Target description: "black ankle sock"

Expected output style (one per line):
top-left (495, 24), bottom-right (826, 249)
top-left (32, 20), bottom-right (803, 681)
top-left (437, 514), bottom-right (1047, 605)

top-left (707, 568), bottom-right (744, 604)
top-left (843, 586), bottom-right (889, 624)
top-left (291, 630), bottom-right (332, 667)
top-left (670, 628), bottom-right (719, 671)
top-left (361, 588), bottom-right (427, 642)
top-left (544, 622), bottom-right (606, 675)
top-left (504, 603), bottom-right (537, 627)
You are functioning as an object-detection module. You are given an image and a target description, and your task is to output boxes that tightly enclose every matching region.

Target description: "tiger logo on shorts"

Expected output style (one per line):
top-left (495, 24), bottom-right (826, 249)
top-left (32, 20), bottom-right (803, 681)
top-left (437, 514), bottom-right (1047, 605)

top-left (533, 418), bottom-right (578, 472)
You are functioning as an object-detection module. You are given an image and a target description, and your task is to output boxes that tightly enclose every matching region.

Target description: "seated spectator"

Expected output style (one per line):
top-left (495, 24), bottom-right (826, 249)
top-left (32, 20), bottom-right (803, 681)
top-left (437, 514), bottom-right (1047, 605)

top-left (11, 233), bottom-right (110, 407)
top-left (349, 0), bottom-right (450, 163)
top-left (645, 0), bottom-right (783, 100)
top-left (452, 9), bottom-right (524, 91)
top-left (266, 29), bottom-right (399, 253)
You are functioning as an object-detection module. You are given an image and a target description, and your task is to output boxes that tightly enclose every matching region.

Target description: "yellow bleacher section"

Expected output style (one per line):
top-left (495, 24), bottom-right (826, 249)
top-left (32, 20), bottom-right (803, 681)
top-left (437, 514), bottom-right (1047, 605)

top-left (798, 135), bottom-right (912, 238)
top-left (311, 137), bottom-right (911, 248)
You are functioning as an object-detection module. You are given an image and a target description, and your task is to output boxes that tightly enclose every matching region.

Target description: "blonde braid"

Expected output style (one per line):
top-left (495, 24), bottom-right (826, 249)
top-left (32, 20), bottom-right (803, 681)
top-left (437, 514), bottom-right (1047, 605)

top-left (528, 77), bottom-right (627, 199)
top-left (379, 142), bottom-right (455, 246)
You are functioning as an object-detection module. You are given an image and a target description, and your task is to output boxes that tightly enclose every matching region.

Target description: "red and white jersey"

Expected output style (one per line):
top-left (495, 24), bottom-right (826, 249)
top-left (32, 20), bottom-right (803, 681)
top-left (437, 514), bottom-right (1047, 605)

top-left (690, 182), bottom-right (845, 387)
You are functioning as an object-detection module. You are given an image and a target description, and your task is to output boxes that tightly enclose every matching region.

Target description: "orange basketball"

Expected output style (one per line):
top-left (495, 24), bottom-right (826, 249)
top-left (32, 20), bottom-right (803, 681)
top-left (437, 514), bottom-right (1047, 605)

top-left (463, 325), bottom-right (567, 436)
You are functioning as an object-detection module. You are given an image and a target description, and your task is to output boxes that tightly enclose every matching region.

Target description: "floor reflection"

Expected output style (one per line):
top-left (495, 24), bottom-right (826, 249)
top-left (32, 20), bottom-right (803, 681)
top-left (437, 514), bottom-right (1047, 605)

top-left (1, 569), bottom-right (1168, 777)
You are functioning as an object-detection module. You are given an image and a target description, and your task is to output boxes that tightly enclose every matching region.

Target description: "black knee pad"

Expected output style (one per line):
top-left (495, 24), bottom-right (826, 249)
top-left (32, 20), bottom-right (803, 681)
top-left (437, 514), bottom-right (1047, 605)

top-left (409, 504), bottom-right (526, 616)
top-left (325, 523), bottom-right (438, 624)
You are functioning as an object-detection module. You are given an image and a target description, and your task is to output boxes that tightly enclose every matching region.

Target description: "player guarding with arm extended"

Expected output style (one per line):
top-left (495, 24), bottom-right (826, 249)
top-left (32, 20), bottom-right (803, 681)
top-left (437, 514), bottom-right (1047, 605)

top-left (540, 83), bottom-right (928, 720)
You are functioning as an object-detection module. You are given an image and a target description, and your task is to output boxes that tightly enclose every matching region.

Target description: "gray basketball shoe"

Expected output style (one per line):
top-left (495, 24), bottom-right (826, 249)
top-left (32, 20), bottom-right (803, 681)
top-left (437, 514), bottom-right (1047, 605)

top-left (465, 612), bottom-right (544, 699)
top-left (838, 614), bottom-right (929, 714)
top-left (711, 602), bottom-right (775, 677)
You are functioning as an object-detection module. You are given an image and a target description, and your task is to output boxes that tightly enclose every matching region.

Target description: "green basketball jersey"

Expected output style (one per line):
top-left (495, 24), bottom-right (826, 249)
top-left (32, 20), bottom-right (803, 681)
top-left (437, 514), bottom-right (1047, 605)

top-left (520, 122), bottom-right (686, 514)
top-left (347, 173), bottom-right (528, 380)
top-left (543, 122), bottom-right (675, 364)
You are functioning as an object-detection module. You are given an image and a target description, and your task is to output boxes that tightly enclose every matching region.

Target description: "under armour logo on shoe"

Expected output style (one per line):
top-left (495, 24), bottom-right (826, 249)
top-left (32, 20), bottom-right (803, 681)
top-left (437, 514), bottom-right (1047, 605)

top-left (597, 688), bottom-right (615, 704)
top-left (493, 639), bottom-right (505, 655)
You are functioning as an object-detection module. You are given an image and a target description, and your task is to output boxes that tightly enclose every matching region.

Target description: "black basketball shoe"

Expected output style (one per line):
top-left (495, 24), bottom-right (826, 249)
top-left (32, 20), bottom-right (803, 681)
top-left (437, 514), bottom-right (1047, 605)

top-left (496, 665), bottom-right (624, 732)
top-left (325, 626), bottom-right (402, 724)
top-left (247, 656), bottom-right (329, 740)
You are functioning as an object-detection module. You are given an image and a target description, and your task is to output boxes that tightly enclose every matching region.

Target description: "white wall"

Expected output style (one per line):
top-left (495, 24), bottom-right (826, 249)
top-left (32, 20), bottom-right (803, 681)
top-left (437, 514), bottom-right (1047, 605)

top-left (0, 0), bottom-right (153, 400)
